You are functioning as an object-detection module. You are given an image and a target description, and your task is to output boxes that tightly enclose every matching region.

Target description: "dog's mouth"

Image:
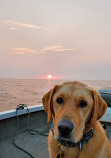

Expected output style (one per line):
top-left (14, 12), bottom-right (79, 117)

top-left (57, 137), bottom-right (78, 147)
top-left (57, 133), bottom-right (77, 147)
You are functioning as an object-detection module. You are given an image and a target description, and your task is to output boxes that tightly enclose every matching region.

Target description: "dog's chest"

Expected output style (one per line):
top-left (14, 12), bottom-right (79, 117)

top-left (61, 148), bottom-right (79, 158)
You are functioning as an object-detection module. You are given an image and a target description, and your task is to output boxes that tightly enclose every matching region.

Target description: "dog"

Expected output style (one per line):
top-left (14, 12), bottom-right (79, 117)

top-left (42, 81), bottom-right (111, 158)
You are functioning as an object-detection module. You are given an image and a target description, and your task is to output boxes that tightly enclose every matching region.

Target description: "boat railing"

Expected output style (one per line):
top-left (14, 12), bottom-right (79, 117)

top-left (0, 104), bottom-right (43, 120)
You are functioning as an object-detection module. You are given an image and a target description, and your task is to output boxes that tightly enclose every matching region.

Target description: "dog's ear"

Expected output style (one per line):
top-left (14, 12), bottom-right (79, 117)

top-left (90, 89), bottom-right (107, 126)
top-left (42, 85), bottom-right (58, 122)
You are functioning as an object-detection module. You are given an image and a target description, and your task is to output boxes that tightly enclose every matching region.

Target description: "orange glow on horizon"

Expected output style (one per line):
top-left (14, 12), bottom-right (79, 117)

top-left (47, 74), bottom-right (53, 79)
top-left (41, 74), bottom-right (62, 80)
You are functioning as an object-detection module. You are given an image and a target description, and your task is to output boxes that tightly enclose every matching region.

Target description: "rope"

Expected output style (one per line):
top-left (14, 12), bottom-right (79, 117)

top-left (13, 139), bottom-right (34, 158)
top-left (13, 104), bottom-right (50, 158)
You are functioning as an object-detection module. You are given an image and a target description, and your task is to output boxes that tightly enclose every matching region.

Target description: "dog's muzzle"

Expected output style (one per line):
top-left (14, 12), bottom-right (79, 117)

top-left (51, 123), bottom-right (94, 150)
top-left (57, 120), bottom-right (76, 147)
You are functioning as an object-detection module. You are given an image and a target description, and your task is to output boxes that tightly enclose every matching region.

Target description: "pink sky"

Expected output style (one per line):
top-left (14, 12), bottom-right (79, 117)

top-left (0, 0), bottom-right (111, 80)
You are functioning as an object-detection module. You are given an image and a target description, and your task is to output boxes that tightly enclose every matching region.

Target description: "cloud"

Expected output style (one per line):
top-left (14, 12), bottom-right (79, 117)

top-left (0, 46), bottom-right (38, 55)
top-left (0, 44), bottom-right (77, 55)
top-left (9, 47), bottom-right (39, 55)
top-left (42, 45), bottom-right (77, 52)
top-left (0, 20), bottom-right (41, 30)
top-left (8, 52), bottom-right (25, 55)
top-left (13, 48), bottom-right (37, 54)
top-left (9, 27), bottom-right (18, 30)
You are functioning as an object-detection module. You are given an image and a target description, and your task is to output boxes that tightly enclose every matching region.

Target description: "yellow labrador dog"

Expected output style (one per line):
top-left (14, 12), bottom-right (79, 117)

top-left (42, 81), bottom-right (111, 158)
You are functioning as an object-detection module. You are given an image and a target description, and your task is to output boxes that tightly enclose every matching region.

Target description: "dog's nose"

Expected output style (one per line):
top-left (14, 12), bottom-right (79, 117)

top-left (58, 120), bottom-right (74, 135)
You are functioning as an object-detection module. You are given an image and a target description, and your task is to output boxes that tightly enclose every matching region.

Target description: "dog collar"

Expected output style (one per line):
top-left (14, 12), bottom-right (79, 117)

top-left (51, 124), bottom-right (94, 150)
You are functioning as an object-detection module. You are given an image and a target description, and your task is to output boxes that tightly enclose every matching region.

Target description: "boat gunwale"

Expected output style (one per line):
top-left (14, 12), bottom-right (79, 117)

top-left (0, 104), bottom-right (44, 120)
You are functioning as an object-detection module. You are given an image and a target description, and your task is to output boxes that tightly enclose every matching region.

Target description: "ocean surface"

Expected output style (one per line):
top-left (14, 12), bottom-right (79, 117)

top-left (0, 79), bottom-right (111, 112)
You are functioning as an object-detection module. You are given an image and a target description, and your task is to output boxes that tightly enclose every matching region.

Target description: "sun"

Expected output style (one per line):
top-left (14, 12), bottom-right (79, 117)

top-left (47, 74), bottom-right (53, 79)
top-left (41, 74), bottom-right (61, 80)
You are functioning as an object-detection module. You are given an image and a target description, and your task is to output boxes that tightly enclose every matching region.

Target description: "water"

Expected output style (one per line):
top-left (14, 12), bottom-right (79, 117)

top-left (0, 79), bottom-right (111, 112)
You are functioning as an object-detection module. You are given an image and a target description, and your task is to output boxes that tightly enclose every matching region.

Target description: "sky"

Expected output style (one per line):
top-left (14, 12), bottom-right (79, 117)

top-left (0, 0), bottom-right (111, 80)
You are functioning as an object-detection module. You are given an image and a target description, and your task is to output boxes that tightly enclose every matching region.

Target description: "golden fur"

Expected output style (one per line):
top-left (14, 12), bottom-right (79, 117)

top-left (42, 81), bottom-right (111, 158)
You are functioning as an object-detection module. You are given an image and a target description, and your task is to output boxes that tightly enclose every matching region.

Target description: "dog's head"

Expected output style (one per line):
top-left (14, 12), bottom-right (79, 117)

top-left (42, 81), bottom-right (107, 144)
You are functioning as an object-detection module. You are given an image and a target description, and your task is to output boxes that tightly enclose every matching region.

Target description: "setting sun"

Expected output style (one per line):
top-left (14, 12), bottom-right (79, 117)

top-left (47, 74), bottom-right (53, 79)
top-left (41, 74), bottom-right (61, 80)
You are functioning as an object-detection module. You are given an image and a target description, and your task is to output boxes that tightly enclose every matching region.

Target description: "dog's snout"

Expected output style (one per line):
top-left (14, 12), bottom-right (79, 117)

top-left (58, 120), bottom-right (74, 135)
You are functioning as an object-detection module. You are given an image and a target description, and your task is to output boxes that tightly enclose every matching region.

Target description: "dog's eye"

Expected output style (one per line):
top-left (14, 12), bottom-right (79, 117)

top-left (79, 100), bottom-right (87, 108)
top-left (56, 98), bottom-right (63, 104)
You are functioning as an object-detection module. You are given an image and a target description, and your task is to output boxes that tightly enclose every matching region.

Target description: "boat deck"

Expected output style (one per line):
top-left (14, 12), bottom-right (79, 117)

top-left (0, 127), bottom-right (49, 158)
top-left (0, 109), bottom-right (50, 158)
